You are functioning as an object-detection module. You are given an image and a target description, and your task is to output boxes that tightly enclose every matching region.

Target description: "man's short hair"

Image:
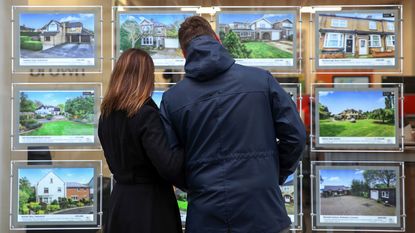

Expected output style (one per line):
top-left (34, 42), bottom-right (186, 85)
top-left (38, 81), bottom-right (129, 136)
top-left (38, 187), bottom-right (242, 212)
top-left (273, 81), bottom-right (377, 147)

top-left (178, 16), bottom-right (217, 51)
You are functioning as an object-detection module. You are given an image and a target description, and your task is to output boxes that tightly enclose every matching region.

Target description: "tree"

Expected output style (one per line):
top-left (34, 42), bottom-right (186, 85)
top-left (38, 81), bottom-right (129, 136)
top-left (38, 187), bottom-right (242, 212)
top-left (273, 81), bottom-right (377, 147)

top-left (369, 108), bottom-right (394, 124)
top-left (350, 179), bottom-right (369, 197)
top-left (319, 104), bottom-right (331, 119)
top-left (385, 95), bottom-right (393, 109)
top-left (121, 19), bottom-right (142, 49)
top-left (65, 96), bottom-right (94, 120)
top-left (20, 93), bottom-right (37, 112)
top-left (222, 30), bottom-right (251, 58)
top-left (19, 177), bottom-right (35, 214)
top-left (363, 170), bottom-right (397, 188)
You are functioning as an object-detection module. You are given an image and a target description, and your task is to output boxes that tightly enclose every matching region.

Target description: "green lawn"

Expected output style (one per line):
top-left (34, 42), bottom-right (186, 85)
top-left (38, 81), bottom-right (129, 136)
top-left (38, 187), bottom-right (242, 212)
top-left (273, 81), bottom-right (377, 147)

top-left (23, 121), bottom-right (94, 136)
top-left (285, 202), bottom-right (295, 215)
top-left (244, 42), bottom-right (293, 58)
top-left (320, 119), bottom-right (395, 137)
top-left (177, 200), bottom-right (187, 211)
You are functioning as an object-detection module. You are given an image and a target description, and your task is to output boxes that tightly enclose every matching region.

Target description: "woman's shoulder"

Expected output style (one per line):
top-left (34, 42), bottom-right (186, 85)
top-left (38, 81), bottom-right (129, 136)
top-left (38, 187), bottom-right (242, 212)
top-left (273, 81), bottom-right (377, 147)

top-left (130, 98), bottom-right (160, 122)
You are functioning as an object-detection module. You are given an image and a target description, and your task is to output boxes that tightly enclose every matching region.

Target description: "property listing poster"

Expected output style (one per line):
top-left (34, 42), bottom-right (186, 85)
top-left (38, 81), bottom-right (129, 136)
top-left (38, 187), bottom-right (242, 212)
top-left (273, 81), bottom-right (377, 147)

top-left (217, 12), bottom-right (296, 67)
top-left (17, 167), bottom-right (95, 223)
top-left (317, 89), bottom-right (396, 145)
top-left (317, 167), bottom-right (399, 225)
top-left (18, 90), bottom-right (96, 144)
top-left (279, 174), bottom-right (296, 223)
top-left (316, 11), bottom-right (397, 68)
top-left (118, 13), bottom-right (193, 67)
top-left (19, 12), bottom-right (96, 66)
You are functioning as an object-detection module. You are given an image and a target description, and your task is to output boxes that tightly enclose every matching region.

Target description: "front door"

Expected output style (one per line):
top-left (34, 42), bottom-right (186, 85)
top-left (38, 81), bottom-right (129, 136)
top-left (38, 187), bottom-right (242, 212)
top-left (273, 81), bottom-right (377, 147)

top-left (359, 39), bottom-right (368, 55)
top-left (346, 35), bottom-right (353, 53)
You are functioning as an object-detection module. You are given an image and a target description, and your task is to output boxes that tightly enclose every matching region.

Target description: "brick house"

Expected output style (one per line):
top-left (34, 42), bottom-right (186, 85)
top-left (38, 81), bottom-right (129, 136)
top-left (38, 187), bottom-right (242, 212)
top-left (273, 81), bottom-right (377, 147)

top-left (319, 14), bottom-right (395, 58)
top-left (66, 182), bottom-right (90, 201)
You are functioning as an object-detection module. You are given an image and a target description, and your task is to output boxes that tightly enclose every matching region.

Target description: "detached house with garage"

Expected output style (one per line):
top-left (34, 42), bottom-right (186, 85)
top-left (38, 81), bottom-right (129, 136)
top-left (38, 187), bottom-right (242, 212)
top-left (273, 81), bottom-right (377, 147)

top-left (37, 20), bottom-right (94, 50)
top-left (280, 178), bottom-right (295, 203)
top-left (318, 14), bottom-right (396, 58)
top-left (370, 187), bottom-right (396, 206)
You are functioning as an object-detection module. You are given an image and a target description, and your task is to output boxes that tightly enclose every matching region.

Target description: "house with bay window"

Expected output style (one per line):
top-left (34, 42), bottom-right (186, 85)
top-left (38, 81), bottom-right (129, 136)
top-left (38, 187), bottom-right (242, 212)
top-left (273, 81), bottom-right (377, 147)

top-left (318, 14), bottom-right (396, 58)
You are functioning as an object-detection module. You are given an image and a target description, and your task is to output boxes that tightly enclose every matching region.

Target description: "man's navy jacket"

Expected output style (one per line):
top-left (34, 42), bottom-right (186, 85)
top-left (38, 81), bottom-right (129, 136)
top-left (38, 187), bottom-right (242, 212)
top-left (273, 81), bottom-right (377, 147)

top-left (160, 35), bottom-right (306, 233)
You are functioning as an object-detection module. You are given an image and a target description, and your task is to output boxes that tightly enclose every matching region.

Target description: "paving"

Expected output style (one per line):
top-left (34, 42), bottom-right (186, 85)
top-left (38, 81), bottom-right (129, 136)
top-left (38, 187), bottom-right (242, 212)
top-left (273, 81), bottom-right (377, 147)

top-left (21, 43), bottom-right (95, 58)
top-left (321, 195), bottom-right (396, 216)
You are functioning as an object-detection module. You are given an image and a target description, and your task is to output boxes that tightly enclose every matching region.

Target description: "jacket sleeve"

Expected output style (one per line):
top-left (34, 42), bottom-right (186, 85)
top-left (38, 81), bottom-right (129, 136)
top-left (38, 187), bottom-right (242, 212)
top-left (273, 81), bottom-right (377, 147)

top-left (267, 74), bottom-right (306, 185)
top-left (160, 98), bottom-right (182, 150)
top-left (137, 105), bottom-right (186, 189)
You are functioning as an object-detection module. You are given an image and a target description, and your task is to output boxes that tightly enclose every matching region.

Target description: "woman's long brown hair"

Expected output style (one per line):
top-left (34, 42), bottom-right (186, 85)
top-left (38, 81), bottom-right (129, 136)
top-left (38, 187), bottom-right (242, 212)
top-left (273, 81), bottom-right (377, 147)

top-left (101, 48), bottom-right (155, 118)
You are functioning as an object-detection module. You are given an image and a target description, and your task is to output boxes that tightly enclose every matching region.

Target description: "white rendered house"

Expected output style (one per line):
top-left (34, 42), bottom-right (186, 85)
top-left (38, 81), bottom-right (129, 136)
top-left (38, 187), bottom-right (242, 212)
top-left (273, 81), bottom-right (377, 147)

top-left (36, 172), bottom-right (66, 204)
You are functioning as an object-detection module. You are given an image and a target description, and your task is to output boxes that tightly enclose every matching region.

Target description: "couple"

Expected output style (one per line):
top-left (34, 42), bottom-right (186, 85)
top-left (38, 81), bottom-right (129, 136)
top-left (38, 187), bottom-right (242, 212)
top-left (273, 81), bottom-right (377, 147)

top-left (99, 16), bottom-right (306, 233)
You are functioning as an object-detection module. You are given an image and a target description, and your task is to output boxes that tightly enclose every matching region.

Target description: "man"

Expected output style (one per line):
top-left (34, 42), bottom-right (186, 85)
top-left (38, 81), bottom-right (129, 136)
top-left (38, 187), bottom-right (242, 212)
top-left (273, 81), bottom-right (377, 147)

top-left (160, 16), bottom-right (306, 233)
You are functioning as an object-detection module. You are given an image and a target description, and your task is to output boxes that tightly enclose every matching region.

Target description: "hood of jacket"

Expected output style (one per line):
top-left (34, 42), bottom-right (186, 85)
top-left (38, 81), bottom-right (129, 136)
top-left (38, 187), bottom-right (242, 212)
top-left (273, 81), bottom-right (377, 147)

top-left (184, 35), bottom-right (235, 81)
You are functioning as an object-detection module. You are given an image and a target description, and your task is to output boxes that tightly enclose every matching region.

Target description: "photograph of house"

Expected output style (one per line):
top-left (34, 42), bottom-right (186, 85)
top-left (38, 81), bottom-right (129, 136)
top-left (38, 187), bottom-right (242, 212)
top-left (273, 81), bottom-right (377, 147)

top-left (319, 168), bottom-right (397, 216)
top-left (279, 174), bottom-right (295, 217)
top-left (318, 90), bottom-right (396, 139)
top-left (217, 13), bottom-right (295, 59)
top-left (119, 13), bottom-right (193, 61)
top-left (18, 168), bottom-right (94, 215)
top-left (174, 187), bottom-right (187, 226)
top-left (19, 13), bottom-right (95, 60)
top-left (19, 90), bottom-right (95, 139)
top-left (318, 12), bottom-right (396, 59)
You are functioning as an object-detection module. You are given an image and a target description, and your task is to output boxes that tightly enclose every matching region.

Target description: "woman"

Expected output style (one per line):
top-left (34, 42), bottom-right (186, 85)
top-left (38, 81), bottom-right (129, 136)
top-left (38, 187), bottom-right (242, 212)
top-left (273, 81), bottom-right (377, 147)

top-left (99, 48), bottom-right (184, 233)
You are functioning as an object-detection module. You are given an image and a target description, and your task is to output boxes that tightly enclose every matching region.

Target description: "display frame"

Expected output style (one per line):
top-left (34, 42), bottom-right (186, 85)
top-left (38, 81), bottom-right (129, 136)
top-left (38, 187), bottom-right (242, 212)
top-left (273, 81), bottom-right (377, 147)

top-left (310, 161), bottom-right (405, 232)
top-left (214, 6), bottom-right (302, 74)
top-left (333, 76), bottom-right (370, 88)
top-left (310, 83), bottom-right (404, 152)
top-left (9, 160), bottom-right (103, 230)
top-left (280, 82), bottom-right (302, 113)
top-left (112, 6), bottom-right (200, 71)
top-left (11, 82), bottom-right (103, 151)
top-left (11, 5), bottom-right (103, 74)
top-left (309, 5), bottom-right (403, 74)
top-left (282, 162), bottom-right (303, 231)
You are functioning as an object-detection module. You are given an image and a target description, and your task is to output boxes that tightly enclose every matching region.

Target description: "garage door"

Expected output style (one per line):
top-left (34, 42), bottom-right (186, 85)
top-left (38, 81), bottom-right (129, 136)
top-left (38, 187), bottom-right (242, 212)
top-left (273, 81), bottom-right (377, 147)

top-left (71, 35), bottom-right (80, 43)
top-left (370, 190), bottom-right (379, 200)
top-left (81, 36), bottom-right (90, 43)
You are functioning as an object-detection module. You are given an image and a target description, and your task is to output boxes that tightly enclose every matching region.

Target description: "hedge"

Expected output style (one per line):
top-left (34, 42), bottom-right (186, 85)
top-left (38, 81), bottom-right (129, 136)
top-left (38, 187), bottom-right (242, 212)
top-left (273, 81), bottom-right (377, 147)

top-left (21, 40), bottom-right (43, 51)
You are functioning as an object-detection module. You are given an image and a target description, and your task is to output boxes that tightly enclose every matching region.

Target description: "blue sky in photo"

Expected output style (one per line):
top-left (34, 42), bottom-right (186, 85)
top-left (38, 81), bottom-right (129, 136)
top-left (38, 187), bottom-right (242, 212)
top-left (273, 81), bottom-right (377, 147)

top-left (319, 90), bottom-right (390, 115)
top-left (19, 167), bottom-right (94, 186)
top-left (152, 90), bottom-right (164, 108)
top-left (333, 13), bottom-right (395, 21)
top-left (120, 13), bottom-right (193, 25)
top-left (20, 13), bottom-right (95, 31)
top-left (218, 13), bottom-right (295, 24)
top-left (320, 169), bottom-right (366, 187)
top-left (21, 90), bottom-right (94, 106)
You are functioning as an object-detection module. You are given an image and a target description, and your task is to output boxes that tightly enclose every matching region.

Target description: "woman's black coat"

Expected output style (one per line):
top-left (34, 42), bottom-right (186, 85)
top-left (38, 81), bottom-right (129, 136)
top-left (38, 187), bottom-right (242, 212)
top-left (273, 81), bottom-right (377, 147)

top-left (98, 99), bottom-right (184, 233)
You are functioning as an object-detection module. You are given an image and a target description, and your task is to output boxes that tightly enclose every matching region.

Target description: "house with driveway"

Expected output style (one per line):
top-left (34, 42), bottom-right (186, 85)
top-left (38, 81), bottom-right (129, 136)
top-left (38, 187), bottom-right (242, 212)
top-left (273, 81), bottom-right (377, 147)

top-left (219, 17), bottom-right (294, 41)
top-left (35, 105), bottom-right (61, 116)
top-left (321, 185), bottom-right (351, 197)
top-left (36, 20), bottom-right (94, 50)
top-left (370, 187), bottom-right (396, 206)
top-left (319, 14), bottom-right (395, 58)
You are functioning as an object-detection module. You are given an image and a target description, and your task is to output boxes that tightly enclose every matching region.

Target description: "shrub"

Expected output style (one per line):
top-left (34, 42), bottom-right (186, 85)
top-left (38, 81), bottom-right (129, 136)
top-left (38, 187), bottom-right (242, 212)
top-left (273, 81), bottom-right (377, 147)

top-left (76, 202), bottom-right (85, 207)
top-left (28, 202), bottom-right (41, 212)
top-left (36, 210), bottom-right (45, 215)
top-left (20, 119), bottom-right (42, 130)
top-left (46, 114), bottom-right (53, 120)
top-left (21, 205), bottom-right (30, 214)
top-left (20, 36), bottom-right (31, 44)
top-left (46, 204), bottom-right (60, 212)
top-left (21, 40), bottom-right (43, 51)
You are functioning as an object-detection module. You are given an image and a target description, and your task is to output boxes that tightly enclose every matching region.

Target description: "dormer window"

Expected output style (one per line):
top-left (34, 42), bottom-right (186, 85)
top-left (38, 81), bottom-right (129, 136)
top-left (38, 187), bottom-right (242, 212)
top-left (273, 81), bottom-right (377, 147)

top-left (331, 19), bottom-right (347, 28)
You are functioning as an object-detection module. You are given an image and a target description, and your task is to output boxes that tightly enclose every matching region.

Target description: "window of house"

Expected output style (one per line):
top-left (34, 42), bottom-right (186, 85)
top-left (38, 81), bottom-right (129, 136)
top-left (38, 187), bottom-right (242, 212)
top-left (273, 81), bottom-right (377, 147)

top-left (142, 25), bottom-right (151, 33)
top-left (381, 191), bottom-right (390, 198)
top-left (331, 19), bottom-right (348, 28)
top-left (156, 27), bottom-right (162, 33)
top-left (142, 37), bottom-right (153, 46)
top-left (48, 23), bottom-right (58, 31)
top-left (57, 187), bottom-right (61, 192)
top-left (45, 36), bottom-right (51, 41)
top-left (44, 188), bottom-right (49, 194)
top-left (387, 22), bottom-right (395, 31)
top-left (72, 196), bottom-right (78, 201)
top-left (369, 21), bottom-right (377, 30)
top-left (369, 35), bottom-right (381, 47)
top-left (386, 35), bottom-right (395, 47)
top-left (324, 33), bottom-right (344, 48)
top-left (50, 178), bottom-right (53, 184)
top-left (260, 23), bottom-right (266, 28)
top-left (282, 22), bottom-right (292, 28)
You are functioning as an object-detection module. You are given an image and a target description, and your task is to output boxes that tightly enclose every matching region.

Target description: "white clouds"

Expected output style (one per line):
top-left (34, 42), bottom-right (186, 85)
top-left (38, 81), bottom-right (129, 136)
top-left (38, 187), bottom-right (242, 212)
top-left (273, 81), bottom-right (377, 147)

top-left (328, 176), bottom-right (340, 181)
top-left (319, 91), bottom-right (334, 97)
top-left (59, 16), bottom-right (80, 22)
top-left (127, 15), bottom-right (136, 21)
top-left (355, 170), bottom-right (364, 175)
top-left (80, 14), bottom-right (94, 19)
